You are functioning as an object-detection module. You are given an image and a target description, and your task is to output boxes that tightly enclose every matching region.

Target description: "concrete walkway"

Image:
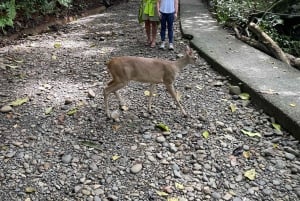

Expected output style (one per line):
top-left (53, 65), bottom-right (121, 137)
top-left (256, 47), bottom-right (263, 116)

top-left (180, 0), bottom-right (300, 139)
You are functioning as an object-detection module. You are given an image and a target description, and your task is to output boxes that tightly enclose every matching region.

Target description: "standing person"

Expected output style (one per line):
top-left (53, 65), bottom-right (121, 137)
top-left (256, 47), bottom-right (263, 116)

top-left (157, 0), bottom-right (178, 50)
top-left (139, 0), bottom-right (160, 48)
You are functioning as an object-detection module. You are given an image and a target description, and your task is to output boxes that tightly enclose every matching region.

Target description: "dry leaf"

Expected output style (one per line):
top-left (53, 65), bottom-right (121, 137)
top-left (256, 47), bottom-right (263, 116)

top-left (241, 129), bottom-right (261, 138)
top-left (167, 197), bottom-right (179, 201)
top-left (244, 169), bottom-right (256, 180)
top-left (289, 103), bottom-right (296, 107)
top-left (111, 155), bottom-right (121, 161)
top-left (10, 97), bottom-right (29, 107)
top-left (156, 191), bottom-right (168, 197)
top-left (229, 155), bottom-right (238, 166)
top-left (45, 107), bottom-right (53, 115)
top-left (175, 182), bottom-right (184, 190)
top-left (230, 103), bottom-right (237, 112)
top-left (25, 187), bottom-right (36, 193)
top-left (112, 124), bottom-right (121, 131)
top-left (243, 151), bottom-right (251, 159)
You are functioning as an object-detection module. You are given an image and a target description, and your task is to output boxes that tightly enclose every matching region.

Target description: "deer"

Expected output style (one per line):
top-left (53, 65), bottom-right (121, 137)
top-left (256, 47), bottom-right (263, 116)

top-left (103, 46), bottom-right (195, 118)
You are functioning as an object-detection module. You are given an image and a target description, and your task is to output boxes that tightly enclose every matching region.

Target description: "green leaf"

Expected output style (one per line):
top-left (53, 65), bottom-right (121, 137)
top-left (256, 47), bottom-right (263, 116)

top-left (156, 123), bottom-right (171, 132)
top-left (10, 97), bottom-right (29, 107)
top-left (67, 107), bottom-right (77, 115)
top-left (272, 123), bottom-right (281, 131)
top-left (202, 130), bottom-right (210, 139)
top-left (54, 43), bottom-right (62, 48)
top-left (239, 93), bottom-right (250, 100)
top-left (241, 129), bottom-right (261, 137)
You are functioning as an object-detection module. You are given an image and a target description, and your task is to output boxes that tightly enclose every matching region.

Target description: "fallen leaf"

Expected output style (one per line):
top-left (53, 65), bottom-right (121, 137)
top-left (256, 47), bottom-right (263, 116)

top-left (230, 103), bottom-right (237, 112)
top-left (79, 141), bottom-right (102, 150)
top-left (202, 130), bottom-right (210, 139)
top-left (57, 114), bottom-right (65, 125)
top-left (45, 107), bottom-right (53, 115)
top-left (6, 64), bottom-right (18, 69)
top-left (241, 129), bottom-right (261, 137)
top-left (144, 90), bottom-right (156, 97)
top-left (112, 155), bottom-right (121, 161)
top-left (10, 97), bottom-right (29, 107)
top-left (244, 169), bottom-right (256, 180)
top-left (239, 93), bottom-right (250, 100)
top-left (156, 191), bottom-right (168, 197)
top-left (54, 43), bottom-right (62, 48)
top-left (289, 103), bottom-right (296, 107)
top-left (156, 123), bottom-right (171, 132)
top-left (243, 151), bottom-right (251, 159)
top-left (167, 197), bottom-right (179, 201)
top-left (195, 85), bottom-right (203, 90)
top-left (272, 123), bottom-right (281, 131)
top-left (175, 182), bottom-right (184, 190)
top-left (25, 187), bottom-right (36, 193)
top-left (112, 124), bottom-right (121, 131)
top-left (273, 143), bottom-right (279, 149)
top-left (52, 55), bottom-right (57, 60)
top-left (67, 107), bottom-right (78, 115)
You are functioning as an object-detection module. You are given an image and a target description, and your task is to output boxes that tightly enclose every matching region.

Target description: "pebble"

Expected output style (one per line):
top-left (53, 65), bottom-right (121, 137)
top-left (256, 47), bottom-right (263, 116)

top-left (0, 105), bottom-right (12, 113)
top-left (130, 164), bottom-right (143, 174)
top-left (211, 191), bottom-right (221, 199)
top-left (62, 154), bottom-right (72, 163)
top-left (156, 136), bottom-right (166, 143)
top-left (285, 152), bottom-right (296, 160)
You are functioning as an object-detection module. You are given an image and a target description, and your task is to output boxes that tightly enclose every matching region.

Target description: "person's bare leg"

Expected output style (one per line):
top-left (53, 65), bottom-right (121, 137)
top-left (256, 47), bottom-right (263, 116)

top-left (150, 22), bottom-right (157, 47)
top-left (145, 20), bottom-right (151, 45)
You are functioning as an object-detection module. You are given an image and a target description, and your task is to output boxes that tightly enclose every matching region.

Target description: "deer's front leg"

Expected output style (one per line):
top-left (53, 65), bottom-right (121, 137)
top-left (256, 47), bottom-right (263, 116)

top-left (165, 84), bottom-right (187, 116)
top-left (148, 84), bottom-right (156, 112)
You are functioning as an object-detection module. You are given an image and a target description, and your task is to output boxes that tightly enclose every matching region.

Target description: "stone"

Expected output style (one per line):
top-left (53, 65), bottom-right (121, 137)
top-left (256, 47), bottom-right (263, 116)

top-left (62, 154), bottom-right (72, 163)
top-left (0, 105), bottom-right (12, 113)
top-left (130, 164), bottom-right (142, 174)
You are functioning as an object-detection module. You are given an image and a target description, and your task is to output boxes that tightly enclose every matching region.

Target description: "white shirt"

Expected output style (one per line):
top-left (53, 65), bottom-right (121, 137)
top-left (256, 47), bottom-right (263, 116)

top-left (159, 0), bottom-right (175, 14)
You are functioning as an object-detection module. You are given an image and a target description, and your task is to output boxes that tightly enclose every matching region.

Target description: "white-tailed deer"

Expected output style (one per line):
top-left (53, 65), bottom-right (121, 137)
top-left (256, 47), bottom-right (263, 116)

top-left (103, 46), bottom-right (195, 117)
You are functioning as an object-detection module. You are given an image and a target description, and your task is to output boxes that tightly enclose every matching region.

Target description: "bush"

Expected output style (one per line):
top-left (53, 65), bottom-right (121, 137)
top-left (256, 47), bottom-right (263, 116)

top-left (211, 0), bottom-right (300, 57)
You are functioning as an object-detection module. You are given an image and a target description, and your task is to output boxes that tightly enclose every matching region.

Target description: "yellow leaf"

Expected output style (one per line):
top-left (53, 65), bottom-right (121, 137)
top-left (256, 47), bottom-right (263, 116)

top-left (289, 103), bottom-right (296, 107)
top-left (10, 97), bottom-right (29, 107)
top-left (144, 90), bottom-right (156, 97)
top-left (168, 197), bottom-right (179, 201)
top-left (25, 187), bottom-right (36, 193)
top-left (243, 151), bottom-right (251, 159)
top-left (230, 103), bottom-right (237, 112)
top-left (239, 93), bottom-right (250, 100)
top-left (52, 55), bottom-right (57, 60)
top-left (112, 124), bottom-right (121, 131)
top-left (273, 143), bottom-right (279, 149)
top-left (67, 108), bottom-right (78, 115)
top-left (45, 107), bottom-right (53, 115)
top-left (244, 169), bottom-right (256, 180)
top-left (195, 85), bottom-right (203, 90)
top-left (112, 155), bottom-right (121, 161)
top-left (156, 191), bottom-right (168, 197)
top-left (156, 123), bottom-right (171, 132)
top-left (272, 123), bottom-right (281, 131)
top-left (175, 182), bottom-right (184, 190)
top-left (54, 43), bottom-right (62, 48)
top-left (202, 130), bottom-right (210, 139)
top-left (241, 129), bottom-right (261, 138)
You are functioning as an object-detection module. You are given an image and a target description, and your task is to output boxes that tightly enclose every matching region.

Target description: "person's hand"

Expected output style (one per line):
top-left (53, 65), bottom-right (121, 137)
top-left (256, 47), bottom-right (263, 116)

top-left (174, 13), bottom-right (178, 20)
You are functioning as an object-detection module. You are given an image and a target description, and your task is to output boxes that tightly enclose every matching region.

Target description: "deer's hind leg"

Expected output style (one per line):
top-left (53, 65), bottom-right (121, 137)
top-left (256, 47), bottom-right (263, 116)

top-left (103, 81), bottom-right (127, 117)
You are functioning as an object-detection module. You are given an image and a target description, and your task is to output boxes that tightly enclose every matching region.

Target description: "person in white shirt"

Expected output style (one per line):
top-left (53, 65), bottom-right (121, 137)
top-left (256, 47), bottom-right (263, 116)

top-left (157, 0), bottom-right (178, 50)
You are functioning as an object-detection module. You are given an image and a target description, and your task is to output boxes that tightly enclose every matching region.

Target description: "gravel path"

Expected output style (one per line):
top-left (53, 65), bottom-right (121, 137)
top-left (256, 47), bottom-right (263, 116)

top-left (0, 1), bottom-right (299, 200)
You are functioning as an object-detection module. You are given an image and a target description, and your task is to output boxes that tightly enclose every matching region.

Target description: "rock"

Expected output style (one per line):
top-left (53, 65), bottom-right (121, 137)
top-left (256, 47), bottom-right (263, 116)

top-left (94, 196), bottom-right (101, 201)
top-left (156, 136), bottom-right (166, 143)
top-left (0, 105), bottom-right (13, 113)
top-left (88, 89), bottom-right (96, 98)
top-left (285, 152), bottom-right (296, 160)
top-left (62, 154), bottom-right (72, 163)
top-left (211, 191), bottom-right (221, 199)
top-left (223, 193), bottom-right (233, 200)
top-left (130, 163), bottom-right (143, 174)
top-left (110, 110), bottom-right (120, 122)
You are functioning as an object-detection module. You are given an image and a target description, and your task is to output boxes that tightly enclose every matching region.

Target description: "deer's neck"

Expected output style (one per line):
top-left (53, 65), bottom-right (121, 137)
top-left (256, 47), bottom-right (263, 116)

top-left (175, 55), bottom-right (189, 71)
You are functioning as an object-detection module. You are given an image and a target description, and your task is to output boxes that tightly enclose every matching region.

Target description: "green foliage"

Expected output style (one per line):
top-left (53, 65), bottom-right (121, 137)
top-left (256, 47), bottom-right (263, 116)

top-left (212, 0), bottom-right (299, 57)
top-left (0, 0), bottom-right (16, 29)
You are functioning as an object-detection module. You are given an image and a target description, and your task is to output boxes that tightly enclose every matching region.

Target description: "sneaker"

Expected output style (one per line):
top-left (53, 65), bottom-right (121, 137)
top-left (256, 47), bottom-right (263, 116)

top-left (169, 43), bottom-right (174, 50)
top-left (159, 41), bottom-right (166, 49)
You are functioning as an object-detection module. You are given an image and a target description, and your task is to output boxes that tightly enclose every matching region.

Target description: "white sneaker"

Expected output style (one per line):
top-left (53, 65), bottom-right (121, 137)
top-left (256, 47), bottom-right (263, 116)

top-left (159, 41), bottom-right (166, 49)
top-left (169, 43), bottom-right (174, 50)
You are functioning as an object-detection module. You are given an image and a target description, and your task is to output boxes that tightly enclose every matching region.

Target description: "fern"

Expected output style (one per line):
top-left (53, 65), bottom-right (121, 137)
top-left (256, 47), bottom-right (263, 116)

top-left (0, 0), bottom-right (16, 29)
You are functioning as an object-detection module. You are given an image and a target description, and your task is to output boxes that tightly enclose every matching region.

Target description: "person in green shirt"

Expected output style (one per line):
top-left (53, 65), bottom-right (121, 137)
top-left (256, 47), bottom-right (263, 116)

top-left (139, 0), bottom-right (160, 48)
